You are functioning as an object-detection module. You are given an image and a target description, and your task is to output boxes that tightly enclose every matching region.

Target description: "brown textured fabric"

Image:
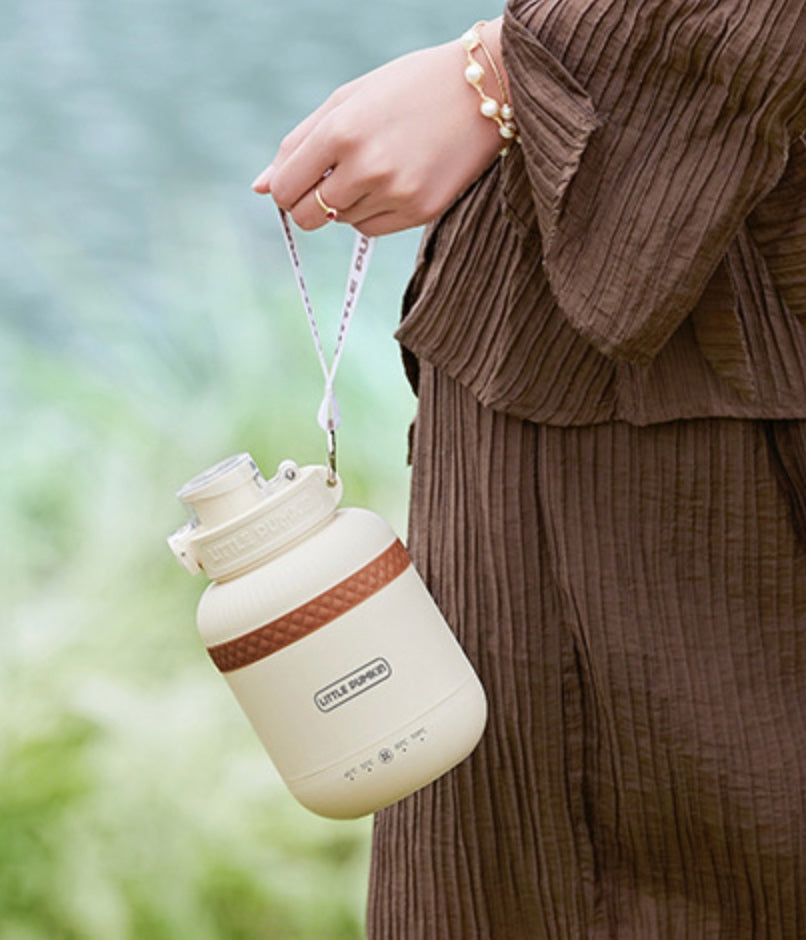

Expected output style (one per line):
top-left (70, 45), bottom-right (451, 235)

top-left (765, 420), bottom-right (806, 545)
top-left (367, 364), bottom-right (806, 938)
top-left (368, 2), bottom-right (806, 934)
top-left (396, 0), bottom-right (806, 426)
top-left (206, 540), bottom-right (409, 672)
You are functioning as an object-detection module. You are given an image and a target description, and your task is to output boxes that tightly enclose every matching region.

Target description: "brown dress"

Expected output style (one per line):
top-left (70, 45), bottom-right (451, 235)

top-left (368, 1), bottom-right (806, 936)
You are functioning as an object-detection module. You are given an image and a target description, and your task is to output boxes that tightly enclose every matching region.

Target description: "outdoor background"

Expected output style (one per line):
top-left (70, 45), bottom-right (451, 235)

top-left (2, 0), bottom-right (491, 937)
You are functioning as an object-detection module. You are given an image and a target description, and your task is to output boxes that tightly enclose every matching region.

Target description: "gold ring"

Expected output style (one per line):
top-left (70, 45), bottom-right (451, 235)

top-left (315, 188), bottom-right (339, 222)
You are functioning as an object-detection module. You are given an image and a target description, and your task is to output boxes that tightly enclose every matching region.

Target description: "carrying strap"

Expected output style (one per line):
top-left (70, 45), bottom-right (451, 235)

top-left (278, 208), bottom-right (374, 481)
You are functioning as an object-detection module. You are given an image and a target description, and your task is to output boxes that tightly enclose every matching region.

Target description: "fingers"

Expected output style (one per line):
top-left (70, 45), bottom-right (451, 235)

top-left (251, 39), bottom-right (497, 236)
top-left (259, 86), bottom-right (359, 205)
top-left (252, 82), bottom-right (351, 190)
top-left (286, 167), bottom-right (371, 230)
top-left (258, 161), bottom-right (442, 234)
top-left (251, 164), bottom-right (274, 193)
top-left (288, 187), bottom-right (374, 232)
top-left (273, 82), bottom-right (353, 168)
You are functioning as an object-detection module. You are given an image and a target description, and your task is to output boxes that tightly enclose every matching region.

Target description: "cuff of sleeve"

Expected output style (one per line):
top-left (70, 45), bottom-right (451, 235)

top-left (501, 10), bottom-right (600, 255)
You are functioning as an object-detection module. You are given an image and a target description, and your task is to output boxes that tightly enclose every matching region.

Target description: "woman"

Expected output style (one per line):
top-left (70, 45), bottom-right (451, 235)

top-left (254, 2), bottom-right (806, 936)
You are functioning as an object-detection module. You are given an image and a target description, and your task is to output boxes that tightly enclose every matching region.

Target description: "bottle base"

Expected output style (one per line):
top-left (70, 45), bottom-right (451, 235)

top-left (285, 674), bottom-right (487, 819)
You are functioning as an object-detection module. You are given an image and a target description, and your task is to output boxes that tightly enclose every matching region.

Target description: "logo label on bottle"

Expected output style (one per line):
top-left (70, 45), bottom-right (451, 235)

top-left (314, 657), bottom-right (392, 712)
top-left (200, 489), bottom-right (322, 568)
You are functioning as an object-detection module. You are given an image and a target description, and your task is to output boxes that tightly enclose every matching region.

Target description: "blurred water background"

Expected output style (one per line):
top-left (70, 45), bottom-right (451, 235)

top-left (1, 0), bottom-right (491, 936)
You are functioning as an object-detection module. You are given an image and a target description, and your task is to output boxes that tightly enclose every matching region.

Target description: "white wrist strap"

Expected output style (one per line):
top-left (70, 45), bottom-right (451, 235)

top-left (278, 208), bottom-right (375, 479)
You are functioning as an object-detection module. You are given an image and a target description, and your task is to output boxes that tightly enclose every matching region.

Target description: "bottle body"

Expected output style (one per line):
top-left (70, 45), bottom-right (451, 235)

top-left (197, 507), bottom-right (487, 819)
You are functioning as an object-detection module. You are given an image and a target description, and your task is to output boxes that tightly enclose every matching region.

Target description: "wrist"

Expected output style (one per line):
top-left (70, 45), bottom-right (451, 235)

top-left (460, 18), bottom-right (519, 154)
top-left (477, 18), bottom-right (509, 99)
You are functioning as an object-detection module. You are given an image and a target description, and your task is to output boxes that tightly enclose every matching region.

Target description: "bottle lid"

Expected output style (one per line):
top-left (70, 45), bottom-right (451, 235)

top-left (168, 454), bottom-right (343, 579)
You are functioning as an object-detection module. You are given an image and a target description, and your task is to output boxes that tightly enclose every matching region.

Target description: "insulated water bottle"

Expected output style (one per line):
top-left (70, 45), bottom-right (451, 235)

top-left (168, 452), bottom-right (487, 819)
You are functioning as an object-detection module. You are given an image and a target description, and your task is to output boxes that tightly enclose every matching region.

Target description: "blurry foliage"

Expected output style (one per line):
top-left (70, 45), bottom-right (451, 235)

top-left (0, 701), bottom-right (372, 939)
top-left (1, 208), bottom-right (390, 938)
top-left (2, 0), bottom-right (493, 934)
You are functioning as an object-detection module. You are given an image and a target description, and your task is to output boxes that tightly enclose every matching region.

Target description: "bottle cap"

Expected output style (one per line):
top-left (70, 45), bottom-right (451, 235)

top-left (168, 455), bottom-right (343, 579)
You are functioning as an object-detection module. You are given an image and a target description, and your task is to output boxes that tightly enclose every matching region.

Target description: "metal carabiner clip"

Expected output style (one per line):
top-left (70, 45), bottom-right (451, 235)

top-left (326, 426), bottom-right (338, 487)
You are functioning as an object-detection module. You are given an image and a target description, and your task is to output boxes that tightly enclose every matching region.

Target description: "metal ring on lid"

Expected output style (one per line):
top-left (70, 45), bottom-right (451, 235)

top-left (327, 428), bottom-right (338, 487)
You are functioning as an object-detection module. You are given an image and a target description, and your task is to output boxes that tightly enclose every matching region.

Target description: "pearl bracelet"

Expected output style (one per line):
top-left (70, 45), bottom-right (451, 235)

top-left (460, 22), bottom-right (520, 154)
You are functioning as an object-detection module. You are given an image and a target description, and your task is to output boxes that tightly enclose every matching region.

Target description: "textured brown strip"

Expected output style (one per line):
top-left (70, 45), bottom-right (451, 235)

top-left (207, 539), bottom-right (410, 673)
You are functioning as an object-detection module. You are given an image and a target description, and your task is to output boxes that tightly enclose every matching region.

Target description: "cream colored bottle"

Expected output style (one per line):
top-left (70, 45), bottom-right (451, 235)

top-left (168, 453), bottom-right (487, 819)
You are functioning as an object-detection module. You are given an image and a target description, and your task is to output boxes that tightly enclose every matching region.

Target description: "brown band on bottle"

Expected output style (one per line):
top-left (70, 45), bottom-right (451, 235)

top-left (207, 539), bottom-right (411, 673)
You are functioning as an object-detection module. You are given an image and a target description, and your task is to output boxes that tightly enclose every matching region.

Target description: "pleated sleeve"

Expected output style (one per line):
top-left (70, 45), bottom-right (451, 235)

top-left (502, 0), bottom-right (806, 363)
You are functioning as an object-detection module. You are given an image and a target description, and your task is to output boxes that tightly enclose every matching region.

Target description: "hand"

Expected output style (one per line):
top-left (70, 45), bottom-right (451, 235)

top-left (252, 19), bottom-right (507, 236)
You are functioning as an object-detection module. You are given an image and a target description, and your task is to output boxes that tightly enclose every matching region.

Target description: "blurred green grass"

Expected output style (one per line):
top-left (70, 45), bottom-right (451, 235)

top-left (1, 0), bottom-right (494, 934)
top-left (1, 205), bottom-right (419, 938)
